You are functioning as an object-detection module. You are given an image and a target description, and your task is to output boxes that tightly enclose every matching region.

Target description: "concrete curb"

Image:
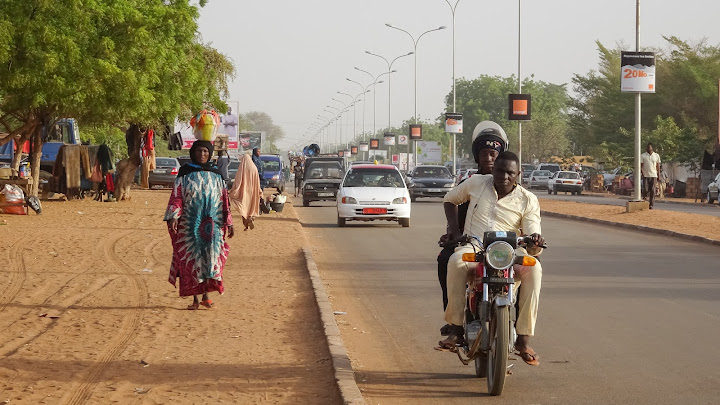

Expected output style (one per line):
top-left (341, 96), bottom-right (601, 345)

top-left (541, 210), bottom-right (720, 247)
top-left (302, 247), bottom-right (366, 405)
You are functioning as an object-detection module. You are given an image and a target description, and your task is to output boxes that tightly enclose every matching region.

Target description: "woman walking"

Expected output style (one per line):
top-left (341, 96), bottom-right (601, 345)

top-left (164, 140), bottom-right (234, 310)
top-left (229, 153), bottom-right (263, 230)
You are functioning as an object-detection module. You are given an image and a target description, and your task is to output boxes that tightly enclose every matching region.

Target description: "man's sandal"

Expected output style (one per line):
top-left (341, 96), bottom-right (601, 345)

top-left (514, 347), bottom-right (540, 366)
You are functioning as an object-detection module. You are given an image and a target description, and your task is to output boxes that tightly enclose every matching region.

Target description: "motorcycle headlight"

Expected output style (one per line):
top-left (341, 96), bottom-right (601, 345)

top-left (485, 241), bottom-right (515, 269)
top-left (392, 197), bottom-right (407, 204)
top-left (444, 183), bottom-right (454, 188)
top-left (341, 196), bottom-right (357, 204)
top-left (305, 184), bottom-right (314, 190)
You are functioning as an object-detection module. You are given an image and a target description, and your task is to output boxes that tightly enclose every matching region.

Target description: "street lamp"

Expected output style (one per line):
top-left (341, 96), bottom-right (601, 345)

top-left (445, 0), bottom-right (461, 175)
top-left (386, 23), bottom-right (446, 169)
top-left (354, 67), bottom-right (396, 145)
top-left (365, 50), bottom-right (413, 159)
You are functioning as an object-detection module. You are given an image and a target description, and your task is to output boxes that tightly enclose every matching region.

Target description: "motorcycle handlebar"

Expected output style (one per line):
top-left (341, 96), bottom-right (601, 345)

top-left (519, 235), bottom-right (548, 250)
top-left (441, 234), bottom-right (548, 249)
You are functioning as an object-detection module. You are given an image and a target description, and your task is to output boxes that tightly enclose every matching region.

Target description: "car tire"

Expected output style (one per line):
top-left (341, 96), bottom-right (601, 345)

top-left (399, 217), bottom-right (410, 227)
top-left (337, 216), bottom-right (346, 227)
top-left (410, 195), bottom-right (417, 202)
top-left (547, 187), bottom-right (552, 195)
top-left (303, 198), bottom-right (310, 207)
top-left (576, 189), bottom-right (582, 195)
top-left (707, 191), bottom-right (715, 204)
top-left (553, 188), bottom-right (557, 195)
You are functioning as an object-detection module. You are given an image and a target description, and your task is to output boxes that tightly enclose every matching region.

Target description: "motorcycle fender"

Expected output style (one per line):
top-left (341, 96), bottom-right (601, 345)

top-left (494, 296), bottom-right (512, 307)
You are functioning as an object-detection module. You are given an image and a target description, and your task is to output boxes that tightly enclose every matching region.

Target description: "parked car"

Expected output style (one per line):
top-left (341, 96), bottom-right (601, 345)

top-left (707, 172), bottom-right (720, 204)
top-left (134, 157), bottom-right (180, 188)
top-left (547, 171), bottom-right (584, 195)
top-left (260, 154), bottom-right (285, 192)
top-left (537, 163), bottom-right (561, 173)
top-left (302, 160), bottom-right (345, 206)
top-left (521, 164), bottom-right (534, 184)
top-left (528, 170), bottom-right (552, 189)
top-left (224, 157), bottom-right (241, 189)
top-left (177, 155), bottom-right (192, 167)
top-left (336, 164), bottom-right (411, 227)
top-left (406, 165), bottom-right (455, 201)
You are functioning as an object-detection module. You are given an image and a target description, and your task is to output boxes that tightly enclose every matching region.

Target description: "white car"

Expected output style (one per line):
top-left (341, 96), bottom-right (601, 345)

top-left (707, 172), bottom-right (720, 204)
top-left (336, 164), bottom-right (411, 227)
top-left (547, 171), bottom-right (583, 195)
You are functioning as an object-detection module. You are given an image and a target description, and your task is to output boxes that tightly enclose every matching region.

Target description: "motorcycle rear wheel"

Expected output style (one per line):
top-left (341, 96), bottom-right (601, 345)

top-left (487, 305), bottom-right (509, 396)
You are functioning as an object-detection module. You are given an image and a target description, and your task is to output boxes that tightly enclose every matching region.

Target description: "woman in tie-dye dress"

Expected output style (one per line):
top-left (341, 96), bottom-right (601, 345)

top-left (164, 140), bottom-right (234, 310)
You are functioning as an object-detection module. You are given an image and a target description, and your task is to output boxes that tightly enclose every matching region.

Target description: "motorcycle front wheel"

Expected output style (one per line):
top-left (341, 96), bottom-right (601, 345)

top-left (487, 305), bottom-right (509, 396)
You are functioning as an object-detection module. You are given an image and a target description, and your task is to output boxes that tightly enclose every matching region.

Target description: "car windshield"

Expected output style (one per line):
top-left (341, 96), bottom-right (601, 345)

top-left (414, 167), bottom-right (452, 178)
top-left (343, 168), bottom-right (405, 187)
top-left (539, 165), bottom-right (560, 172)
top-left (155, 158), bottom-right (177, 167)
top-left (261, 159), bottom-right (280, 171)
top-left (534, 170), bottom-right (551, 176)
top-left (557, 172), bottom-right (580, 179)
top-left (306, 162), bottom-right (343, 179)
top-left (522, 164), bottom-right (535, 171)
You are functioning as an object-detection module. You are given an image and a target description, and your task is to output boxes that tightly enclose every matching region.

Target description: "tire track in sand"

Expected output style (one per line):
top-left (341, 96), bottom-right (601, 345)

top-left (62, 230), bottom-right (148, 405)
top-left (0, 238), bottom-right (27, 313)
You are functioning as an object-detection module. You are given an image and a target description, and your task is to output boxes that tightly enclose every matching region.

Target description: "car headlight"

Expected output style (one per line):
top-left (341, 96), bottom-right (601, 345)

top-left (444, 183), bottom-right (454, 188)
top-left (272, 174), bottom-right (279, 180)
top-left (392, 197), bottom-right (407, 204)
top-left (485, 241), bottom-right (515, 269)
top-left (305, 184), bottom-right (314, 190)
top-left (341, 196), bottom-right (357, 204)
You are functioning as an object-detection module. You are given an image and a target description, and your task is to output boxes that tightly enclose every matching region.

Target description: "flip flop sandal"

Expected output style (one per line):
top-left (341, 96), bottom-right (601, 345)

top-left (200, 300), bottom-right (214, 309)
top-left (186, 303), bottom-right (200, 310)
top-left (514, 347), bottom-right (540, 366)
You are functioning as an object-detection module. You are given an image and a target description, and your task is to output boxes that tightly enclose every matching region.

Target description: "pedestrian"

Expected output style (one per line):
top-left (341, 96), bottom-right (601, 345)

top-left (252, 147), bottom-right (270, 213)
top-left (164, 140), bottom-right (234, 310)
top-left (294, 162), bottom-right (304, 197)
top-left (215, 148), bottom-right (230, 182)
top-left (641, 142), bottom-right (661, 209)
top-left (229, 153), bottom-right (263, 230)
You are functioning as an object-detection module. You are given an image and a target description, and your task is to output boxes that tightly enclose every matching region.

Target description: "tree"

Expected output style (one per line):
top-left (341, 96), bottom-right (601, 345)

top-left (243, 111), bottom-right (285, 153)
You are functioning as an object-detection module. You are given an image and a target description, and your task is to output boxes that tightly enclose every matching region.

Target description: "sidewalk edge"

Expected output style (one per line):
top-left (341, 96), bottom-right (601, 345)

top-left (541, 210), bottom-right (720, 247)
top-left (302, 247), bottom-right (366, 405)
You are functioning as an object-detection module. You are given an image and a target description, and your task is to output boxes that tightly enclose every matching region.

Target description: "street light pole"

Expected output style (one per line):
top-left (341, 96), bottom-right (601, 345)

top-left (386, 23), bottom-right (446, 170)
top-left (445, 0), bottom-right (461, 175)
top-left (347, 78), bottom-right (365, 149)
top-left (355, 67), bottom-right (394, 160)
top-left (634, 0), bottom-right (642, 202)
top-left (518, 0), bottom-right (523, 167)
top-left (366, 50), bottom-right (413, 162)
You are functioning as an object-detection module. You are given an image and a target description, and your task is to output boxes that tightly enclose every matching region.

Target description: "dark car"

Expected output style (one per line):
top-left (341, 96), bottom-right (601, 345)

top-left (224, 157), bottom-right (241, 189)
top-left (260, 154), bottom-right (285, 192)
top-left (302, 160), bottom-right (344, 206)
top-left (134, 157), bottom-right (180, 188)
top-left (177, 155), bottom-right (192, 167)
top-left (406, 165), bottom-right (455, 201)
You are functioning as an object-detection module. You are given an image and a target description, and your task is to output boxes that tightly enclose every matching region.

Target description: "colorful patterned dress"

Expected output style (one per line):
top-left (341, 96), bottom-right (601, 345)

top-left (164, 170), bottom-right (233, 296)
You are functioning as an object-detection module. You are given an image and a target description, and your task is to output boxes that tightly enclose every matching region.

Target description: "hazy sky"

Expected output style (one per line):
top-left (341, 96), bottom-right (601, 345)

top-left (196, 1), bottom-right (720, 151)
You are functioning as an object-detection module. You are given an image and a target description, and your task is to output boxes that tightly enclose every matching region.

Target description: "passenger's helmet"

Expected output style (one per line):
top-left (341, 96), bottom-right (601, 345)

top-left (471, 121), bottom-right (509, 164)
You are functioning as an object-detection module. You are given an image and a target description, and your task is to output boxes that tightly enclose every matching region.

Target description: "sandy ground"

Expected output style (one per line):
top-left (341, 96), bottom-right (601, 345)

top-left (0, 190), bottom-right (339, 404)
top-left (538, 198), bottom-right (720, 241)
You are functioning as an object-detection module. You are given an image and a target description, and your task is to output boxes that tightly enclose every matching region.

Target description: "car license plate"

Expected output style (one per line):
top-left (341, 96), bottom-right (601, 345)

top-left (563, 181), bottom-right (573, 184)
top-left (317, 192), bottom-right (333, 197)
top-left (429, 188), bottom-right (444, 193)
top-left (153, 169), bottom-right (166, 174)
top-left (362, 207), bottom-right (387, 214)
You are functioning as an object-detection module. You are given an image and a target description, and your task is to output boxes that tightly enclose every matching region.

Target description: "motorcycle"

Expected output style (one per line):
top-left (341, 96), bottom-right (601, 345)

top-left (443, 231), bottom-right (546, 396)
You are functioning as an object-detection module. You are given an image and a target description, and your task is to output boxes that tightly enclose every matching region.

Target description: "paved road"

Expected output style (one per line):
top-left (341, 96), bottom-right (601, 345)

top-left (295, 197), bottom-right (720, 404)
top-left (529, 189), bottom-right (720, 217)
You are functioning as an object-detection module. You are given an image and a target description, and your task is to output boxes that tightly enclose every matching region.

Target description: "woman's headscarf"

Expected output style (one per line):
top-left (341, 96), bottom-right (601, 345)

top-left (228, 153), bottom-right (262, 220)
top-left (178, 140), bottom-right (222, 177)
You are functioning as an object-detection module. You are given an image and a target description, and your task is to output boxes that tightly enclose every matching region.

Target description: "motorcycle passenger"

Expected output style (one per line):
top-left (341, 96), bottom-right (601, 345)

top-left (439, 151), bottom-right (545, 366)
top-left (437, 122), bottom-right (508, 336)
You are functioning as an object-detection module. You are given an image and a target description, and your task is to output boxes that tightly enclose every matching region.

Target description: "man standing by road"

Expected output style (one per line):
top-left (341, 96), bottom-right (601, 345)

top-left (641, 143), bottom-right (661, 209)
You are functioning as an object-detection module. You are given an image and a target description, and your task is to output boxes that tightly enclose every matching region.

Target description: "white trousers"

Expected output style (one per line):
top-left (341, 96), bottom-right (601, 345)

top-left (444, 244), bottom-right (542, 336)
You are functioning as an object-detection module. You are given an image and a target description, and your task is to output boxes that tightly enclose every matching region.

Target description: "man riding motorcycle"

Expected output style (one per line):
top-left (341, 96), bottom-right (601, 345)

top-left (437, 122), bottom-right (508, 335)
top-left (439, 150), bottom-right (545, 366)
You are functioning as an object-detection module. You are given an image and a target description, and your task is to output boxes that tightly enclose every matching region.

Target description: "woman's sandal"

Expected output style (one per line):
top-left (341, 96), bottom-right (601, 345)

top-left (200, 300), bottom-right (215, 309)
top-left (186, 302), bottom-right (200, 310)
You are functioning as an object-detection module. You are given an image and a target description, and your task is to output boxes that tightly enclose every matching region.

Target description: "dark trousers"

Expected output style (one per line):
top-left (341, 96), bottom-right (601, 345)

top-left (437, 247), bottom-right (454, 311)
top-left (642, 177), bottom-right (656, 207)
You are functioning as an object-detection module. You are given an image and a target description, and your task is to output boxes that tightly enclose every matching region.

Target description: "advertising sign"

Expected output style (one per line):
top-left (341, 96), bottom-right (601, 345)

top-left (416, 141), bottom-right (442, 164)
top-left (392, 154), bottom-right (399, 165)
top-left (398, 153), bottom-right (410, 171)
top-left (445, 113), bottom-right (463, 133)
top-left (383, 132), bottom-right (396, 146)
top-left (359, 142), bottom-right (369, 152)
top-left (508, 94), bottom-right (532, 121)
top-left (369, 138), bottom-right (380, 150)
top-left (398, 135), bottom-right (409, 145)
top-left (175, 120), bottom-right (196, 149)
top-left (219, 101), bottom-right (240, 149)
top-left (351, 146), bottom-right (358, 155)
top-left (338, 150), bottom-right (344, 157)
top-left (239, 131), bottom-right (264, 152)
top-left (620, 51), bottom-right (656, 93)
top-left (409, 124), bottom-right (423, 140)
top-left (344, 149), bottom-right (351, 157)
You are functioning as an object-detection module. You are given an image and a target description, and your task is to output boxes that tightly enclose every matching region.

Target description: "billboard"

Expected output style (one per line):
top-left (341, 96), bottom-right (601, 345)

top-left (620, 51), bottom-right (656, 93)
top-left (218, 101), bottom-right (240, 149)
top-left (369, 138), bottom-right (380, 149)
top-left (508, 94), bottom-right (532, 121)
top-left (409, 124), bottom-right (422, 141)
top-left (416, 141), bottom-right (442, 164)
top-left (239, 131), bottom-right (264, 151)
top-left (383, 132), bottom-right (396, 145)
top-left (359, 142), bottom-right (369, 152)
top-left (445, 113), bottom-right (463, 133)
